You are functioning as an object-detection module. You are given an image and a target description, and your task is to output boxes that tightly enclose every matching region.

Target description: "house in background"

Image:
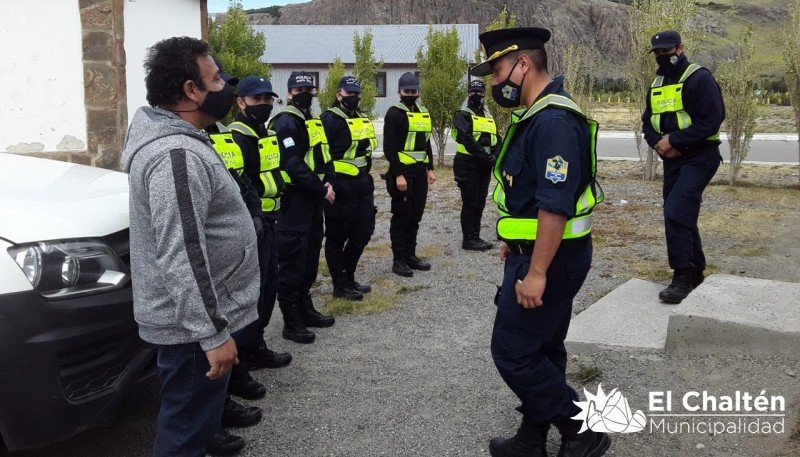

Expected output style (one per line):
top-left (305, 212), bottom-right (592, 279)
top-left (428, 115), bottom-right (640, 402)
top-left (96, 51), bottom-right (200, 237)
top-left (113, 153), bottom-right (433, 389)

top-left (0, 0), bottom-right (210, 170)
top-left (251, 24), bottom-right (479, 116)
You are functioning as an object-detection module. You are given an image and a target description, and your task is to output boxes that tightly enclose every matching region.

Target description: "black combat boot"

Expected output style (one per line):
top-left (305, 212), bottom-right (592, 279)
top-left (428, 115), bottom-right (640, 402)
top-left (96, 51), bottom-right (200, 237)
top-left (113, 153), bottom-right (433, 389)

top-left (462, 237), bottom-right (487, 251)
top-left (406, 255), bottom-right (431, 271)
top-left (245, 339), bottom-right (292, 370)
top-left (333, 270), bottom-right (364, 301)
top-left (221, 396), bottom-right (263, 429)
top-left (392, 258), bottom-right (413, 277)
top-left (489, 418), bottom-right (550, 457)
top-left (227, 360), bottom-right (266, 400)
top-left (206, 429), bottom-right (245, 456)
top-left (556, 429), bottom-right (611, 457)
top-left (300, 294), bottom-right (336, 327)
top-left (691, 269), bottom-right (705, 288)
top-left (347, 269), bottom-right (372, 293)
top-left (476, 237), bottom-right (495, 251)
top-left (658, 269), bottom-right (694, 304)
top-left (281, 299), bottom-right (316, 344)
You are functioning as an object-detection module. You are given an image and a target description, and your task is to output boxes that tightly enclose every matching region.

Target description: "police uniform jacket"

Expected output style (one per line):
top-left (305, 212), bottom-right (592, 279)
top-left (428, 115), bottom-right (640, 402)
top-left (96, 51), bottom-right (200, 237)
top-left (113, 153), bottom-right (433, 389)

top-left (320, 104), bottom-right (372, 174)
top-left (207, 122), bottom-right (263, 219)
top-left (383, 102), bottom-right (434, 176)
top-left (641, 55), bottom-right (725, 155)
top-left (270, 102), bottom-right (335, 198)
top-left (500, 77), bottom-right (592, 221)
top-left (453, 105), bottom-right (498, 162)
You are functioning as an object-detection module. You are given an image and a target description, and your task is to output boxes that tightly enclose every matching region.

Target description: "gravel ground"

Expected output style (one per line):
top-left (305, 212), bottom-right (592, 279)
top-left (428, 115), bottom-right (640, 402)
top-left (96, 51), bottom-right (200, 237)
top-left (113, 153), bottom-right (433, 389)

top-left (15, 158), bottom-right (800, 457)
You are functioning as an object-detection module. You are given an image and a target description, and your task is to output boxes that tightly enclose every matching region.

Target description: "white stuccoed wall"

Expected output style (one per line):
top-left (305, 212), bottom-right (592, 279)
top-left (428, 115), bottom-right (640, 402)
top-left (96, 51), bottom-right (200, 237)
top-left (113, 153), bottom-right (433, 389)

top-left (0, 0), bottom-right (87, 153)
top-left (124, 0), bottom-right (203, 123)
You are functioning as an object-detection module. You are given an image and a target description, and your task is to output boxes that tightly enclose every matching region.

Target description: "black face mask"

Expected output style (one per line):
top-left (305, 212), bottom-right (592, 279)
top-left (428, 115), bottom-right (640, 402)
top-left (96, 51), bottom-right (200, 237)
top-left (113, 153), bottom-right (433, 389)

top-left (656, 53), bottom-right (680, 74)
top-left (198, 84), bottom-right (236, 120)
top-left (244, 103), bottom-right (272, 125)
top-left (491, 59), bottom-right (526, 108)
top-left (468, 94), bottom-right (484, 108)
top-left (400, 95), bottom-right (418, 106)
top-left (341, 95), bottom-right (361, 111)
top-left (292, 92), bottom-right (313, 110)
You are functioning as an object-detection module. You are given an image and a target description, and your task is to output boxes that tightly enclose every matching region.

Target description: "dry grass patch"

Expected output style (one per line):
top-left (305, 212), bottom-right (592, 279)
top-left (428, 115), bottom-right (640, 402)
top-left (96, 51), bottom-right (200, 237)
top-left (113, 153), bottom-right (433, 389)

top-left (321, 276), bottom-right (403, 316)
top-left (364, 242), bottom-right (392, 257)
top-left (417, 243), bottom-right (447, 259)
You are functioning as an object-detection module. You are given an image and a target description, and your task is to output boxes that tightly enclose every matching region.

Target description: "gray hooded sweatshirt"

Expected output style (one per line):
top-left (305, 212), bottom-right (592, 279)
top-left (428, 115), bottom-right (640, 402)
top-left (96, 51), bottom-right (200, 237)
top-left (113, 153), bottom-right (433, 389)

top-left (122, 106), bottom-right (258, 351)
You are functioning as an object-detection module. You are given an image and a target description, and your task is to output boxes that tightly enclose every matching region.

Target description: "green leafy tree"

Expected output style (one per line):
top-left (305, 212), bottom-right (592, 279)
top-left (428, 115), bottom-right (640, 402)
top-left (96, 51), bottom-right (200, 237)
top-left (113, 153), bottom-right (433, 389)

top-left (784, 0), bottom-right (800, 180)
top-left (353, 29), bottom-right (383, 119)
top-left (625, 0), bottom-right (697, 180)
top-left (474, 7), bottom-right (518, 136)
top-left (563, 44), bottom-right (596, 118)
top-left (317, 58), bottom-right (346, 112)
top-left (417, 26), bottom-right (469, 165)
top-left (717, 24), bottom-right (757, 186)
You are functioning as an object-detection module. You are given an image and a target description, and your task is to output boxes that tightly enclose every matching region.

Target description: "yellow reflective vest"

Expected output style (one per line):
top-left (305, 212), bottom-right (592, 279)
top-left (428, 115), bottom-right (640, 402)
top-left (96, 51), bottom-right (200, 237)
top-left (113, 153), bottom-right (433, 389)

top-left (649, 63), bottom-right (721, 141)
top-left (209, 131), bottom-right (244, 175)
top-left (268, 105), bottom-right (332, 181)
top-left (326, 107), bottom-right (377, 176)
top-left (393, 102), bottom-right (431, 165)
top-left (227, 121), bottom-right (285, 213)
top-left (493, 94), bottom-right (603, 242)
top-left (452, 108), bottom-right (498, 155)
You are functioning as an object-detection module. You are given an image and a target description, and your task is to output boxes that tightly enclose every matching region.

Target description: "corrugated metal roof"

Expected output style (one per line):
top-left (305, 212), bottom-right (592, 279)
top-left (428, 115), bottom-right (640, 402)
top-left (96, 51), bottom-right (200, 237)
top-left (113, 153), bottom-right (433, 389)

top-left (252, 24), bottom-right (479, 65)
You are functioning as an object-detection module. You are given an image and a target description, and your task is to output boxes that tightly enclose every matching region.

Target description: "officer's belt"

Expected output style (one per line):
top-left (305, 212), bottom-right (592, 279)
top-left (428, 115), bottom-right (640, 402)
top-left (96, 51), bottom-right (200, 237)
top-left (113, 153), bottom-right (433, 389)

top-left (506, 236), bottom-right (590, 256)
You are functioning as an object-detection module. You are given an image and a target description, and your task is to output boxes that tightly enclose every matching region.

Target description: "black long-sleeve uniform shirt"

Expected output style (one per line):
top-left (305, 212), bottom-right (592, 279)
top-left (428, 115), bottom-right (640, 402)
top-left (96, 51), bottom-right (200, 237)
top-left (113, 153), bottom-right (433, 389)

top-left (320, 105), bottom-right (373, 173)
top-left (270, 102), bottom-right (335, 198)
top-left (383, 102), bottom-right (434, 176)
top-left (206, 121), bottom-right (262, 218)
top-left (641, 55), bottom-right (726, 154)
top-left (453, 104), bottom-right (501, 161)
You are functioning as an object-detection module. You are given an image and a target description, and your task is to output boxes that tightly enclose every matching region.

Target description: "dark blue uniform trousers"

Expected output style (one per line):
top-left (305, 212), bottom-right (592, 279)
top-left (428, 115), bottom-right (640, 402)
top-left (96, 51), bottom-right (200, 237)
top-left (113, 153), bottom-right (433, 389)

top-left (277, 191), bottom-right (324, 304)
top-left (324, 173), bottom-right (376, 277)
top-left (662, 151), bottom-right (721, 271)
top-left (386, 165), bottom-right (428, 260)
top-left (238, 219), bottom-right (279, 350)
top-left (491, 239), bottom-right (591, 424)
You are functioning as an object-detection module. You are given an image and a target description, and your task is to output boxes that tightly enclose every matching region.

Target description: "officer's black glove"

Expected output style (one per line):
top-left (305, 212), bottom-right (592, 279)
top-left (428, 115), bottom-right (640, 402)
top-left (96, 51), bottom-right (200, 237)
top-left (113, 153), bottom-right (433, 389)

top-left (252, 216), bottom-right (265, 241)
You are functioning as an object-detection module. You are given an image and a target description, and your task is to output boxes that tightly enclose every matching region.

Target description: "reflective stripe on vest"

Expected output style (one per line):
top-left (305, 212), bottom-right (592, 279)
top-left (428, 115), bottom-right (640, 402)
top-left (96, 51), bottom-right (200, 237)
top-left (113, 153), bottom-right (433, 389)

top-left (227, 121), bottom-right (286, 213)
top-left (452, 109), bottom-right (498, 155)
top-left (492, 94), bottom-right (604, 241)
top-left (270, 105), bottom-right (332, 181)
top-left (328, 107), bottom-right (376, 176)
top-left (649, 64), bottom-right (720, 141)
top-left (209, 132), bottom-right (244, 175)
top-left (394, 102), bottom-right (431, 164)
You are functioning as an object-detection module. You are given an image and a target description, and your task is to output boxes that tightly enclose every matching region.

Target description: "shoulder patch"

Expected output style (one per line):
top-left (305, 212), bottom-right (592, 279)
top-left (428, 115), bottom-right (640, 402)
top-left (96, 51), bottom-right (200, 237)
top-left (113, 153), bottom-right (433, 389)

top-left (545, 155), bottom-right (568, 183)
top-left (283, 137), bottom-right (296, 148)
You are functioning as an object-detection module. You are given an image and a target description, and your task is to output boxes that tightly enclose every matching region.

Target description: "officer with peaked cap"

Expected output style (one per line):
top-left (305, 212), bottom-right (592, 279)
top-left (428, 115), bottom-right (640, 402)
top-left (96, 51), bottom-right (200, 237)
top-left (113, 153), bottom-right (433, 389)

top-left (452, 79), bottom-right (500, 251)
top-left (641, 30), bottom-right (725, 304)
top-left (472, 27), bottom-right (608, 457)
top-left (269, 71), bottom-right (336, 344)
top-left (320, 76), bottom-right (378, 300)
top-left (382, 72), bottom-right (436, 277)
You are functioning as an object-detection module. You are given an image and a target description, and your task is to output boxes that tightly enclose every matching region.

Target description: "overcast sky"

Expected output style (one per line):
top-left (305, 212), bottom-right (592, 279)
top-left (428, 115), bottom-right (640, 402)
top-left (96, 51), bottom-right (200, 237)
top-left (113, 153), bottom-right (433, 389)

top-left (207, 0), bottom-right (309, 13)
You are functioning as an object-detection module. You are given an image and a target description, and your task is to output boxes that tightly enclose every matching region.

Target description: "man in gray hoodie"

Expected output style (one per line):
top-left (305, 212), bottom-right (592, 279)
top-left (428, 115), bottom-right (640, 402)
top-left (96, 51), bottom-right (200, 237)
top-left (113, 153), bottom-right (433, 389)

top-left (122, 37), bottom-right (259, 457)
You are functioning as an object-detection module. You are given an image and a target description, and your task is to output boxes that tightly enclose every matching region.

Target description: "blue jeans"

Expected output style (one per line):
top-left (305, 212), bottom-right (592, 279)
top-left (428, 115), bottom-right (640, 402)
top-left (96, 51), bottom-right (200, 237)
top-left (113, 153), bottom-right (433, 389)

top-left (152, 342), bottom-right (229, 457)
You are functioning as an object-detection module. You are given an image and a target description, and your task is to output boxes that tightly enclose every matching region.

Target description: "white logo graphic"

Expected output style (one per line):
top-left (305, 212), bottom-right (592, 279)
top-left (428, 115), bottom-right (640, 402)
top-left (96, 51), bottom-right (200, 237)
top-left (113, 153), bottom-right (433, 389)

top-left (572, 384), bottom-right (647, 434)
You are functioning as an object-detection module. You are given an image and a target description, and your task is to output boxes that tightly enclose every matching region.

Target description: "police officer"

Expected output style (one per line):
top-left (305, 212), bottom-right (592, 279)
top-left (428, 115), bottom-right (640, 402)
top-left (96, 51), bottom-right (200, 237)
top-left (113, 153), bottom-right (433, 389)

top-left (321, 76), bottom-right (378, 300)
top-left (642, 30), bottom-right (724, 304)
top-left (269, 71), bottom-right (336, 343)
top-left (452, 79), bottom-right (500, 251)
top-left (471, 28), bottom-right (609, 456)
top-left (383, 72), bottom-right (436, 277)
top-left (226, 75), bottom-right (297, 370)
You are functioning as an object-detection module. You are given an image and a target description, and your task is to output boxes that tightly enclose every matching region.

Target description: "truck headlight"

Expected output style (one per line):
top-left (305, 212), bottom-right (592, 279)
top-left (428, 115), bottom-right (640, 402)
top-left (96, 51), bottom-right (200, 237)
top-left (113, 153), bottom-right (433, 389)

top-left (7, 239), bottom-right (129, 300)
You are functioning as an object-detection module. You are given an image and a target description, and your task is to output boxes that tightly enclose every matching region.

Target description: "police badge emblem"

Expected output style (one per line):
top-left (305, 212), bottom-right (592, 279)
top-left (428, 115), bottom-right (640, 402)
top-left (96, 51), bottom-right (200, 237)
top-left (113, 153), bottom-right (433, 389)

top-left (545, 155), bottom-right (568, 183)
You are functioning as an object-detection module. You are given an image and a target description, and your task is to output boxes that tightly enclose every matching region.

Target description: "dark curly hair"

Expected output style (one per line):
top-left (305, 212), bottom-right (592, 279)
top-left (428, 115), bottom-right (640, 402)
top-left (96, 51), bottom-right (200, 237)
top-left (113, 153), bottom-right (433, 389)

top-left (144, 37), bottom-right (209, 108)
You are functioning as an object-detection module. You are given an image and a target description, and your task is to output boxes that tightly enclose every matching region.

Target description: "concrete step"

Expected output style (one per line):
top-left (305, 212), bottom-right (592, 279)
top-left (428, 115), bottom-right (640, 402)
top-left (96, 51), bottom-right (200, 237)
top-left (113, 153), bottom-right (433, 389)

top-left (566, 275), bottom-right (800, 361)
top-left (666, 274), bottom-right (800, 361)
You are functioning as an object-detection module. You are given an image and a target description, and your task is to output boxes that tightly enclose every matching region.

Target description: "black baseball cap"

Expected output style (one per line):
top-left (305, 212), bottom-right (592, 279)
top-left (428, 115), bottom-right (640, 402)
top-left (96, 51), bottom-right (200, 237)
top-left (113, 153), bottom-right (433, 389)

top-left (337, 76), bottom-right (362, 93)
top-left (288, 71), bottom-right (317, 89)
top-left (398, 72), bottom-right (420, 90)
top-left (468, 79), bottom-right (486, 93)
top-left (212, 57), bottom-right (239, 86)
top-left (471, 27), bottom-right (551, 77)
top-left (237, 76), bottom-right (279, 97)
top-left (649, 31), bottom-right (682, 53)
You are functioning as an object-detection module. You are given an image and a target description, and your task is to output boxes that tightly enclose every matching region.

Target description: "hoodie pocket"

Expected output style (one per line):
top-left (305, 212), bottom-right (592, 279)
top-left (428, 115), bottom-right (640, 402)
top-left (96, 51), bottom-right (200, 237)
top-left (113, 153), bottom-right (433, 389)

top-left (221, 240), bottom-right (259, 312)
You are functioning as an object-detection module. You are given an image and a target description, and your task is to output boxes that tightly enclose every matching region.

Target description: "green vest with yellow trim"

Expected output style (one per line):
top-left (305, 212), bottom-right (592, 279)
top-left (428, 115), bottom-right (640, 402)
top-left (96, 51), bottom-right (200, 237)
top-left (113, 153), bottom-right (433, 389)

top-left (649, 63), bottom-right (721, 141)
top-left (492, 94), bottom-right (603, 242)
top-left (227, 121), bottom-right (286, 213)
top-left (451, 108), bottom-right (498, 155)
top-left (268, 105), bottom-right (332, 181)
top-left (393, 102), bottom-right (431, 165)
top-left (327, 107), bottom-right (377, 176)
